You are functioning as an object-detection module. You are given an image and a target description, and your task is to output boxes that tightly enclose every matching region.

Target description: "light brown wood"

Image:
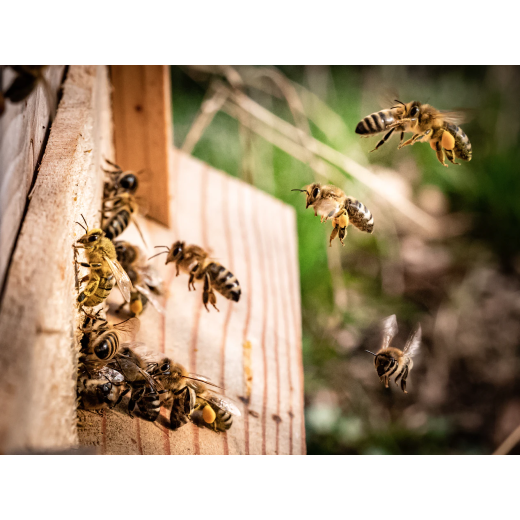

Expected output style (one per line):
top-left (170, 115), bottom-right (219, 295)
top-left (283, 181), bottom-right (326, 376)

top-left (77, 150), bottom-right (306, 454)
top-left (0, 66), bottom-right (65, 295)
top-left (111, 65), bottom-right (172, 227)
top-left (0, 66), bottom-right (114, 452)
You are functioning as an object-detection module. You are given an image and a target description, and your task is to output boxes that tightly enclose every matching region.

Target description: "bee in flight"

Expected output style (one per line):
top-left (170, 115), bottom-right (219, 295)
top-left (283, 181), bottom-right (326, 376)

top-left (80, 311), bottom-right (140, 367)
top-left (292, 183), bottom-right (374, 246)
top-left (74, 216), bottom-right (133, 308)
top-left (114, 240), bottom-right (164, 316)
top-left (77, 365), bottom-right (129, 410)
top-left (356, 100), bottom-right (472, 167)
top-left (365, 314), bottom-right (421, 393)
top-left (149, 241), bottom-right (241, 312)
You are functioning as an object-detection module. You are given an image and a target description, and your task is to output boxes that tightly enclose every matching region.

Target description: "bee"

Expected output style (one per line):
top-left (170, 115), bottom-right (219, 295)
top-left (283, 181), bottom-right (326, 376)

top-left (292, 183), bottom-right (374, 246)
top-left (75, 216), bottom-right (133, 308)
top-left (189, 380), bottom-right (241, 432)
top-left (102, 159), bottom-right (140, 200)
top-left (365, 314), bottom-right (422, 393)
top-left (77, 366), bottom-right (129, 410)
top-left (356, 100), bottom-right (472, 167)
top-left (80, 312), bottom-right (140, 367)
top-left (1, 66), bottom-right (52, 116)
top-left (107, 344), bottom-right (164, 422)
top-left (150, 241), bottom-right (241, 312)
top-left (114, 240), bottom-right (164, 316)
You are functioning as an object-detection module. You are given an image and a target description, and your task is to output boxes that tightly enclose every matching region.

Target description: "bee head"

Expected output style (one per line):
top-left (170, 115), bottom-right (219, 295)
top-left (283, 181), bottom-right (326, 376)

top-left (115, 241), bottom-right (137, 266)
top-left (292, 183), bottom-right (321, 209)
top-left (167, 240), bottom-right (185, 264)
top-left (374, 353), bottom-right (397, 377)
top-left (406, 101), bottom-right (422, 120)
top-left (77, 228), bottom-right (104, 247)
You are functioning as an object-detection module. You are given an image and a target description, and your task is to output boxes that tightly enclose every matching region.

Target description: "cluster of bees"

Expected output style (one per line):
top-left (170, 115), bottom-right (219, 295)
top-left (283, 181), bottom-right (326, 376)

top-left (76, 97), bottom-right (473, 439)
top-left (293, 100), bottom-right (472, 391)
top-left (75, 160), bottom-right (241, 432)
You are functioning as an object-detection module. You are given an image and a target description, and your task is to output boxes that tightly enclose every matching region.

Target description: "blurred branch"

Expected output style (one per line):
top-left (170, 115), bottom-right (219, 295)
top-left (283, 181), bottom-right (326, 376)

top-left (493, 424), bottom-right (520, 455)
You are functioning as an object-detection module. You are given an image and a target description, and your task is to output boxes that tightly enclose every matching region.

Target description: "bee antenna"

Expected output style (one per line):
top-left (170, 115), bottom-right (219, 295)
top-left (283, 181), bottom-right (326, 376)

top-left (365, 350), bottom-right (377, 356)
top-left (183, 375), bottom-right (222, 389)
top-left (154, 245), bottom-right (170, 249)
top-left (81, 214), bottom-right (89, 232)
top-left (291, 189), bottom-right (306, 193)
top-left (394, 99), bottom-right (405, 106)
top-left (75, 221), bottom-right (87, 232)
top-left (148, 251), bottom-right (169, 260)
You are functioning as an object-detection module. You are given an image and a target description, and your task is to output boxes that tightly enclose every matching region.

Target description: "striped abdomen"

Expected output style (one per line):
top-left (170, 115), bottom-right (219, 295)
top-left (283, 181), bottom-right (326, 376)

top-left (206, 262), bottom-right (241, 302)
top-left (346, 199), bottom-right (374, 233)
top-left (215, 409), bottom-right (233, 431)
top-left (356, 109), bottom-right (398, 135)
top-left (137, 386), bottom-right (161, 422)
top-left (90, 329), bottom-right (120, 362)
top-left (82, 274), bottom-right (115, 307)
top-left (445, 123), bottom-right (472, 161)
top-left (103, 209), bottom-right (131, 240)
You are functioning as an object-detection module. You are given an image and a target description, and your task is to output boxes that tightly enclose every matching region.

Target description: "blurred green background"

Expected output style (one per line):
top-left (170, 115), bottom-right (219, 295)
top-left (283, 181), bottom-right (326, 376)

top-left (170, 66), bottom-right (520, 454)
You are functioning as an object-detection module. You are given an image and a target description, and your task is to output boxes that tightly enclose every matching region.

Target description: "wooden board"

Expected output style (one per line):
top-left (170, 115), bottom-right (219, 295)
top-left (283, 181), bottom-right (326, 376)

top-left (77, 150), bottom-right (306, 454)
top-left (0, 66), bottom-right (114, 452)
top-left (111, 65), bottom-right (172, 227)
top-left (0, 66), bottom-right (65, 295)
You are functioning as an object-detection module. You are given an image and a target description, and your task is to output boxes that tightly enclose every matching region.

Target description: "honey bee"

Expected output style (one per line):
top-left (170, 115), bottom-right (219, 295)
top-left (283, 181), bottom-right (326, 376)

top-left (292, 183), bottom-right (374, 246)
top-left (114, 241), bottom-right (164, 316)
top-left (356, 100), bottom-right (472, 167)
top-left (365, 314), bottom-right (422, 393)
top-left (189, 380), bottom-right (241, 432)
top-left (150, 241), bottom-right (241, 312)
top-left (80, 312), bottom-right (140, 367)
top-left (102, 159), bottom-right (139, 200)
top-left (1, 66), bottom-right (52, 116)
top-left (75, 216), bottom-right (133, 307)
top-left (77, 366), bottom-right (129, 410)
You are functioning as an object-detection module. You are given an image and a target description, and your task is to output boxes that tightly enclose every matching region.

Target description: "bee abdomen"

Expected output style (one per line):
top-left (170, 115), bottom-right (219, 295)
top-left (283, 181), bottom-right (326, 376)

top-left (445, 123), bottom-right (472, 161)
top-left (346, 199), bottom-right (374, 234)
top-left (355, 110), bottom-right (395, 135)
top-left (139, 390), bottom-right (161, 422)
top-left (93, 331), bottom-right (119, 361)
top-left (216, 411), bottom-right (233, 431)
top-left (104, 209), bottom-right (131, 240)
top-left (207, 263), bottom-right (241, 302)
top-left (82, 275), bottom-right (115, 307)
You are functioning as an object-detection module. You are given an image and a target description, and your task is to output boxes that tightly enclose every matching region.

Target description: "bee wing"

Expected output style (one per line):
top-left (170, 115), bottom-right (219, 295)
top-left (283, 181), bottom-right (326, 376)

top-left (403, 324), bottom-right (422, 358)
top-left (135, 284), bottom-right (165, 314)
top-left (112, 317), bottom-right (141, 342)
top-left (381, 314), bottom-right (398, 350)
top-left (139, 267), bottom-right (163, 292)
top-left (202, 392), bottom-right (242, 417)
top-left (104, 256), bottom-right (133, 303)
top-left (436, 110), bottom-right (472, 125)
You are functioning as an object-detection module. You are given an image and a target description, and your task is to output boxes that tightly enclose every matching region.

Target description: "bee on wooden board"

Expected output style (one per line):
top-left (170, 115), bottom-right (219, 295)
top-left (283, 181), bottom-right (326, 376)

top-left (77, 366), bottom-right (129, 411)
top-left (114, 240), bottom-right (164, 316)
top-left (74, 216), bottom-right (133, 308)
top-left (149, 241), bottom-right (241, 312)
top-left (365, 314), bottom-right (422, 393)
top-left (0, 66), bottom-right (52, 117)
top-left (292, 183), bottom-right (374, 246)
top-left (80, 311), bottom-right (140, 367)
top-left (356, 100), bottom-right (472, 167)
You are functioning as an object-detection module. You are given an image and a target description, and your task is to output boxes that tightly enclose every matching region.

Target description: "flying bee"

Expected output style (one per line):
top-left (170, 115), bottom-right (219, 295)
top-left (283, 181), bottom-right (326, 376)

top-left (114, 240), bottom-right (164, 316)
top-left (150, 241), bottom-right (241, 312)
top-left (356, 100), bottom-right (472, 167)
top-left (80, 312), bottom-right (140, 367)
top-left (77, 366), bottom-right (129, 410)
top-left (74, 216), bottom-right (133, 308)
top-left (189, 380), bottom-right (241, 432)
top-left (102, 159), bottom-right (140, 200)
top-left (292, 183), bottom-right (374, 246)
top-left (365, 314), bottom-right (422, 393)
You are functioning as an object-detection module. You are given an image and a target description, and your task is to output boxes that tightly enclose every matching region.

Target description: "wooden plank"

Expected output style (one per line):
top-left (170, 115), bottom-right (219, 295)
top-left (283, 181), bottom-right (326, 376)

top-left (0, 66), bottom-right (65, 295)
top-left (111, 65), bottom-right (172, 227)
top-left (77, 150), bottom-right (306, 454)
top-left (0, 66), bottom-right (114, 452)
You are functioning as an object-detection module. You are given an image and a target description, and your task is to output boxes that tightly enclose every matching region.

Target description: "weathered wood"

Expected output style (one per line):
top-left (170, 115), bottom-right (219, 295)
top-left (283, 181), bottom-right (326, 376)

top-left (77, 150), bottom-right (306, 454)
top-left (0, 66), bottom-right (114, 452)
top-left (111, 65), bottom-right (172, 227)
top-left (0, 66), bottom-right (65, 294)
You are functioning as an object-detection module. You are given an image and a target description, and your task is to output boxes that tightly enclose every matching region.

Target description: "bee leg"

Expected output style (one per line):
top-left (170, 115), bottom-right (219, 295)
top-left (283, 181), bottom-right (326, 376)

top-left (113, 386), bottom-right (130, 407)
top-left (400, 365), bottom-right (409, 393)
top-left (398, 133), bottom-right (424, 149)
top-left (433, 141), bottom-right (448, 167)
top-left (370, 127), bottom-right (395, 152)
top-left (203, 273), bottom-right (219, 312)
top-left (127, 387), bottom-right (144, 418)
top-left (78, 273), bottom-right (100, 302)
top-left (445, 149), bottom-right (460, 165)
top-left (338, 226), bottom-right (347, 246)
top-left (329, 219), bottom-right (339, 247)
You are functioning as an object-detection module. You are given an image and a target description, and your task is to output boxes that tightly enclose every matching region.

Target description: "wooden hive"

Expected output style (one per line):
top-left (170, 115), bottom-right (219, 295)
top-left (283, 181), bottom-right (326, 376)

top-left (0, 65), bottom-right (305, 455)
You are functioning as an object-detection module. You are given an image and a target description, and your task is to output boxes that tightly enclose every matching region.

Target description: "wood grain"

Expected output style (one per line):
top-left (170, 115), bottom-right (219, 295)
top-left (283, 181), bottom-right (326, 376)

top-left (77, 150), bottom-right (306, 454)
top-left (0, 66), bottom-right (65, 295)
top-left (111, 65), bottom-right (172, 227)
top-left (0, 66), bottom-right (114, 452)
